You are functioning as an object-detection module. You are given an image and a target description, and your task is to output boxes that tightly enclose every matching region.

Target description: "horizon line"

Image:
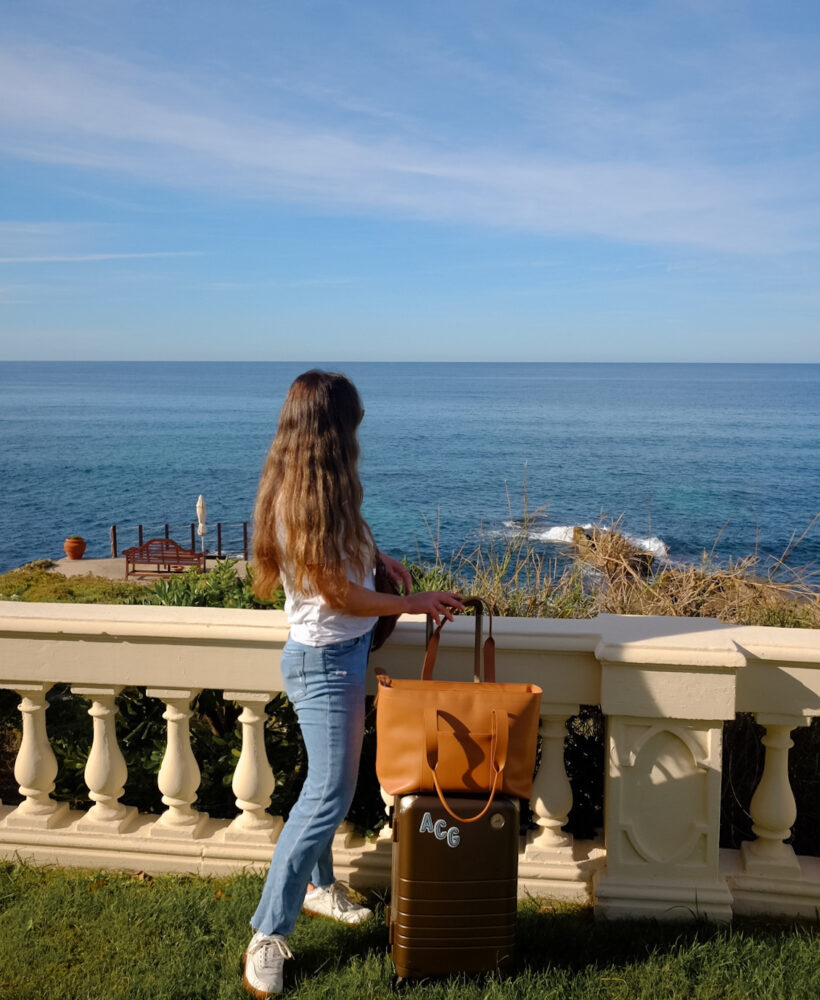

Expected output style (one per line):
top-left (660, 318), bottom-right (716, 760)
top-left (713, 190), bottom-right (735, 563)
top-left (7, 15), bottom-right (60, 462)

top-left (1, 359), bottom-right (819, 366)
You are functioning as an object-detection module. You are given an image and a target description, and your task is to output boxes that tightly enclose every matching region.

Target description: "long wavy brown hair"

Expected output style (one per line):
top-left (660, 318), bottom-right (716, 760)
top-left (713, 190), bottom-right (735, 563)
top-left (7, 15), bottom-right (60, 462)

top-left (252, 370), bottom-right (375, 602)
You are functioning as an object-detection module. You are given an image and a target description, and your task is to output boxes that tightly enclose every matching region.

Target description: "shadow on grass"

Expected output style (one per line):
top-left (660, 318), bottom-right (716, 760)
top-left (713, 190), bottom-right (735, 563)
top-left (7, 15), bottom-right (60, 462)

top-left (291, 896), bottom-right (819, 985)
top-left (290, 904), bottom-right (391, 974)
top-left (515, 903), bottom-right (721, 973)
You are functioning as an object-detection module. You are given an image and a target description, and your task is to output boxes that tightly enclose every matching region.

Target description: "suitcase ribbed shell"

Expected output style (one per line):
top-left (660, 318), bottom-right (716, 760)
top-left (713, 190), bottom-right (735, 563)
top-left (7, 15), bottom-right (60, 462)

top-left (388, 794), bottom-right (519, 979)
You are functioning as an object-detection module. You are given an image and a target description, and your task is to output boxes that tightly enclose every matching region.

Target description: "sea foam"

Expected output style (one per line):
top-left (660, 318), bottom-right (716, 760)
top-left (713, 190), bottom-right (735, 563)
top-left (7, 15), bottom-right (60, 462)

top-left (503, 520), bottom-right (669, 560)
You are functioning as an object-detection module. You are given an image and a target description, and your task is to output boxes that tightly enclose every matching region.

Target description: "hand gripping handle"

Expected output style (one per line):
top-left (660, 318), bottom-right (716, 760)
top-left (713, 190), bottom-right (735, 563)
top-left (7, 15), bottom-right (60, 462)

top-left (421, 596), bottom-right (495, 684)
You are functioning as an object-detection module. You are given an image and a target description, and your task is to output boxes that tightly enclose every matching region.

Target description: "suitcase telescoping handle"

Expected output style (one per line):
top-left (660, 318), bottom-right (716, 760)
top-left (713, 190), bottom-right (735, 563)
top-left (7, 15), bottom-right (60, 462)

top-left (424, 706), bottom-right (510, 823)
top-left (422, 596), bottom-right (495, 683)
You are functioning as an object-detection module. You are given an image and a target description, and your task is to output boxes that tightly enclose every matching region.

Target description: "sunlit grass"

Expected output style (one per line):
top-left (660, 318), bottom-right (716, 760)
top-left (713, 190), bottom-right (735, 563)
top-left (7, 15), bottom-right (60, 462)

top-left (1, 863), bottom-right (818, 1000)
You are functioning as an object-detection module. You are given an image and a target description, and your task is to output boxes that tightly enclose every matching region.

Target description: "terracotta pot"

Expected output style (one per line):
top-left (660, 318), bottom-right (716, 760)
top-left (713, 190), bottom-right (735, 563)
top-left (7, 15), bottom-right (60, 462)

top-left (64, 537), bottom-right (87, 560)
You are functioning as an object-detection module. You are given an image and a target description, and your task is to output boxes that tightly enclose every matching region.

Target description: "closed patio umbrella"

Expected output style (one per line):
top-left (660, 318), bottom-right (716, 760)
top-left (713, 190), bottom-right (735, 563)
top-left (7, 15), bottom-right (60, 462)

top-left (196, 494), bottom-right (207, 556)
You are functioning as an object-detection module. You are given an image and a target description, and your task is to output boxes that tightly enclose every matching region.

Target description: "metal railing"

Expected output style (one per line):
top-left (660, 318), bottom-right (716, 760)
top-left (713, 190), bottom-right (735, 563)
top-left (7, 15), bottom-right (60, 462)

top-left (109, 522), bottom-right (250, 560)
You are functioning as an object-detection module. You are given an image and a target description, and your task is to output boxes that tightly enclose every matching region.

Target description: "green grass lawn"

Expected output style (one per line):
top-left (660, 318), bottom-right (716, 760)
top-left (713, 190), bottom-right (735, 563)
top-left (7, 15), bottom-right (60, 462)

top-left (1, 863), bottom-right (818, 1000)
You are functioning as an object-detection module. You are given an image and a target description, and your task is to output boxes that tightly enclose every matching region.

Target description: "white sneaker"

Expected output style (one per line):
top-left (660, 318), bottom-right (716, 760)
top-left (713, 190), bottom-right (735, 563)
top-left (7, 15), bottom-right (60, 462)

top-left (301, 881), bottom-right (373, 925)
top-left (242, 932), bottom-right (292, 998)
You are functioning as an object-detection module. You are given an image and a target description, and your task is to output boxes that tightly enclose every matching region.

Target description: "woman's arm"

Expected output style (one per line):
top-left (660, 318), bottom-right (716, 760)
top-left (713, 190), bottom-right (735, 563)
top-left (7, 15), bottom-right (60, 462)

top-left (376, 550), bottom-right (413, 595)
top-left (319, 578), bottom-right (464, 626)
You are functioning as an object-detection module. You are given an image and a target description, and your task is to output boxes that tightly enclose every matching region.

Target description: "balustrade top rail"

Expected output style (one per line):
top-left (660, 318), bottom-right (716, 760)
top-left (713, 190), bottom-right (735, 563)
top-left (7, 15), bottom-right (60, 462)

top-left (2, 603), bottom-right (819, 712)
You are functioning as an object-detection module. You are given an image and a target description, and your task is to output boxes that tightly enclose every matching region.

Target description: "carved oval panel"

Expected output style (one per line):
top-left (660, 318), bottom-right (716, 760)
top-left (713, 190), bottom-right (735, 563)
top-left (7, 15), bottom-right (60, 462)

top-left (624, 729), bottom-right (705, 864)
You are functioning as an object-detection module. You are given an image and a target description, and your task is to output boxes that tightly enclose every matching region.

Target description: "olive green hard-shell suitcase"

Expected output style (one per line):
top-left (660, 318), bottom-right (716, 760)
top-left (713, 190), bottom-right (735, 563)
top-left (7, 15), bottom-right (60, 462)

top-left (387, 793), bottom-right (519, 982)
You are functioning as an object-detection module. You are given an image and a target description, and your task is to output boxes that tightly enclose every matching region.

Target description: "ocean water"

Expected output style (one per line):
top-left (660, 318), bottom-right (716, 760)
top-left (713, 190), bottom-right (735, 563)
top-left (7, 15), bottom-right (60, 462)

top-left (1, 362), bottom-right (818, 577)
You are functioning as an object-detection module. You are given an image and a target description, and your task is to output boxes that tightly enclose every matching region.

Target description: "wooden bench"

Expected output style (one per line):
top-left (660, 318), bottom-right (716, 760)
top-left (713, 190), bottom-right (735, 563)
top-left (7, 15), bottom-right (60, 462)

top-left (123, 538), bottom-right (206, 578)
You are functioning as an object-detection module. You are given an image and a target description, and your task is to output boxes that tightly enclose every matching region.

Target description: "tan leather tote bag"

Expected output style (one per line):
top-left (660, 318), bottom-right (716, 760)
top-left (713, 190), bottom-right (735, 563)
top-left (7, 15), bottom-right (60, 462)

top-left (375, 597), bottom-right (542, 822)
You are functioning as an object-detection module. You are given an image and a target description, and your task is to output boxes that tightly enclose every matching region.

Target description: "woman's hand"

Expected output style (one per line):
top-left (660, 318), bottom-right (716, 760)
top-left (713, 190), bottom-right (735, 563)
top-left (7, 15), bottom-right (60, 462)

top-left (404, 591), bottom-right (465, 625)
top-left (320, 577), bottom-right (464, 624)
top-left (375, 551), bottom-right (462, 624)
top-left (377, 550), bottom-right (413, 595)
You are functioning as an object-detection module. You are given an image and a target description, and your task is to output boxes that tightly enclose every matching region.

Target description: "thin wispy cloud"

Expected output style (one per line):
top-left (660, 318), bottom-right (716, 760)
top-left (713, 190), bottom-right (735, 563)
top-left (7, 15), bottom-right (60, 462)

top-left (209, 276), bottom-right (359, 291)
top-left (1, 37), bottom-right (817, 255)
top-left (0, 252), bottom-right (203, 264)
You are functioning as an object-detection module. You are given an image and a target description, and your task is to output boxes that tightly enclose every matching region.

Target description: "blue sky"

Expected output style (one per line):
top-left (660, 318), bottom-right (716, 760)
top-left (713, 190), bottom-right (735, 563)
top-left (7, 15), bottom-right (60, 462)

top-left (1, 0), bottom-right (819, 361)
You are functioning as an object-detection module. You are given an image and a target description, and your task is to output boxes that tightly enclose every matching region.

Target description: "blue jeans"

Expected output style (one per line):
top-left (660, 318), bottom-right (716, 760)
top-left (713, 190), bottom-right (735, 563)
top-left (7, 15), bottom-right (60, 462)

top-left (251, 629), bottom-right (372, 936)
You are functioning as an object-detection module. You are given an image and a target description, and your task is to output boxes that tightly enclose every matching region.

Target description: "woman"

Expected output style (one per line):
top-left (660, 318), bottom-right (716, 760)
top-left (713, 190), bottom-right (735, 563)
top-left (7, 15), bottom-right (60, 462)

top-left (244, 370), bottom-right (463, 998)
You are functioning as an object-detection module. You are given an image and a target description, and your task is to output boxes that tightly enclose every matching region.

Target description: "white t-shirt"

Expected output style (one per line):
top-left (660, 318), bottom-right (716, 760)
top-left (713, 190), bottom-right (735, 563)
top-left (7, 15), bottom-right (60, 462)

top-left (280, 555), bottom-right (378, 647)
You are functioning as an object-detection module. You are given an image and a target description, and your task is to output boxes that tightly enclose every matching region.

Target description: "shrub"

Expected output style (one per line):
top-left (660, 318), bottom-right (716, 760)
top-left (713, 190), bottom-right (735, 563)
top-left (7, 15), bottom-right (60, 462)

top-left (128, 559), bottom-right (283, 610)
top-left (0, 561), bottom-right (147, 604)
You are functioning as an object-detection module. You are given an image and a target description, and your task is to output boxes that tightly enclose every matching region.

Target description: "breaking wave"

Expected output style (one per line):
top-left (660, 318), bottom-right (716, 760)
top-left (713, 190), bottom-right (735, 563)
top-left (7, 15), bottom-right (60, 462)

top-left (502, 520), bottom-right (670, 560)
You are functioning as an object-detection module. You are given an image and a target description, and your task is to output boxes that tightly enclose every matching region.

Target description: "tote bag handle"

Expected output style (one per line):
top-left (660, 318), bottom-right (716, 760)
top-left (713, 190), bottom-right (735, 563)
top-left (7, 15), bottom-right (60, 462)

top-left (422, 596), bottom-right (496, 683)
top-left (424, 707), bottom-right (509, 823)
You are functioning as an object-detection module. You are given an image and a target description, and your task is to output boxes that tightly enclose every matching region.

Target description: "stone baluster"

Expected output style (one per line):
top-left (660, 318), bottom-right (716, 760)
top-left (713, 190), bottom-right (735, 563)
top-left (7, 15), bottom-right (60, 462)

top-left (146, 688), bottom-right (207, 838)
top-left (222, 691), bottom-right (281, 842)
top-left (528, 709), bottom-right (578, 852)
top-left (72, 685), bottom-right (137, 833)
top-left (740, 713), bottom-right (810, 877)
top-left (521, 704), bottom-right (599, 900)
top-left (3, 683), bottom-right (69, 829)
top-left (378, 787), bottom-right (395, 839)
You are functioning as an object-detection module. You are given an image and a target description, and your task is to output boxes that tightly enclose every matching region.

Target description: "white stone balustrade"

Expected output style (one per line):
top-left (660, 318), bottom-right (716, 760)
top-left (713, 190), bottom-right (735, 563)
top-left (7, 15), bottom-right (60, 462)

top-left (530, 710), bottom-right (577, 850)
top-left (5, 683), bottom-right (68, 829)
top-left (520, 703), bottom-right (602, 905)
top-left (0, 602), bottom-right (819, 918)
top-left (222, 690), bottom-right (281, 842)
top-left (72, 685), bottom-right (136, 833)
top-left (740, 714), bottom-right (808, 875)
top-left (148, 688), bottom-right (207, 837)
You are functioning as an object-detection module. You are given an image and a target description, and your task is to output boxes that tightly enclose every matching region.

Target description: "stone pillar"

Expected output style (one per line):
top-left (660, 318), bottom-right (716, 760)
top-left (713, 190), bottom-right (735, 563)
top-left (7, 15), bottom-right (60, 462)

top-left (222, 691), bottom-right (281, 843)
top-left (593, 620), bottom-right (743, 921)
top-left (2, 683), bottom-right (69, 830)
top-left (72, 685), bottom-right (137, 833)
top-left (146, 688), bottom-right (208, 838)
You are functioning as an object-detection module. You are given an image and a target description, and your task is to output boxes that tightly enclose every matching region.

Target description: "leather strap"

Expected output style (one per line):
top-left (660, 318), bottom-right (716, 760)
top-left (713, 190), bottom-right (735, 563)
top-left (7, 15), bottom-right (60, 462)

top-left (421, 625), bottom-right (442, 680)
top-left (424, 706), bottom-right (509, 823)
top-left (432, 770), bottom-right (501, 824)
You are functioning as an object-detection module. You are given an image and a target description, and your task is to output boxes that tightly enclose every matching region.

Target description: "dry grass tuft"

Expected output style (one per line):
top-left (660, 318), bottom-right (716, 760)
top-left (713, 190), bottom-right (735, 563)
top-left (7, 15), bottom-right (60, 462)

top-left (411, 503), bottom-right (820, 628)
top-left (411, 499), bottom-right (595, 619)
top-left (580, 522), bottom-right (820, 627)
